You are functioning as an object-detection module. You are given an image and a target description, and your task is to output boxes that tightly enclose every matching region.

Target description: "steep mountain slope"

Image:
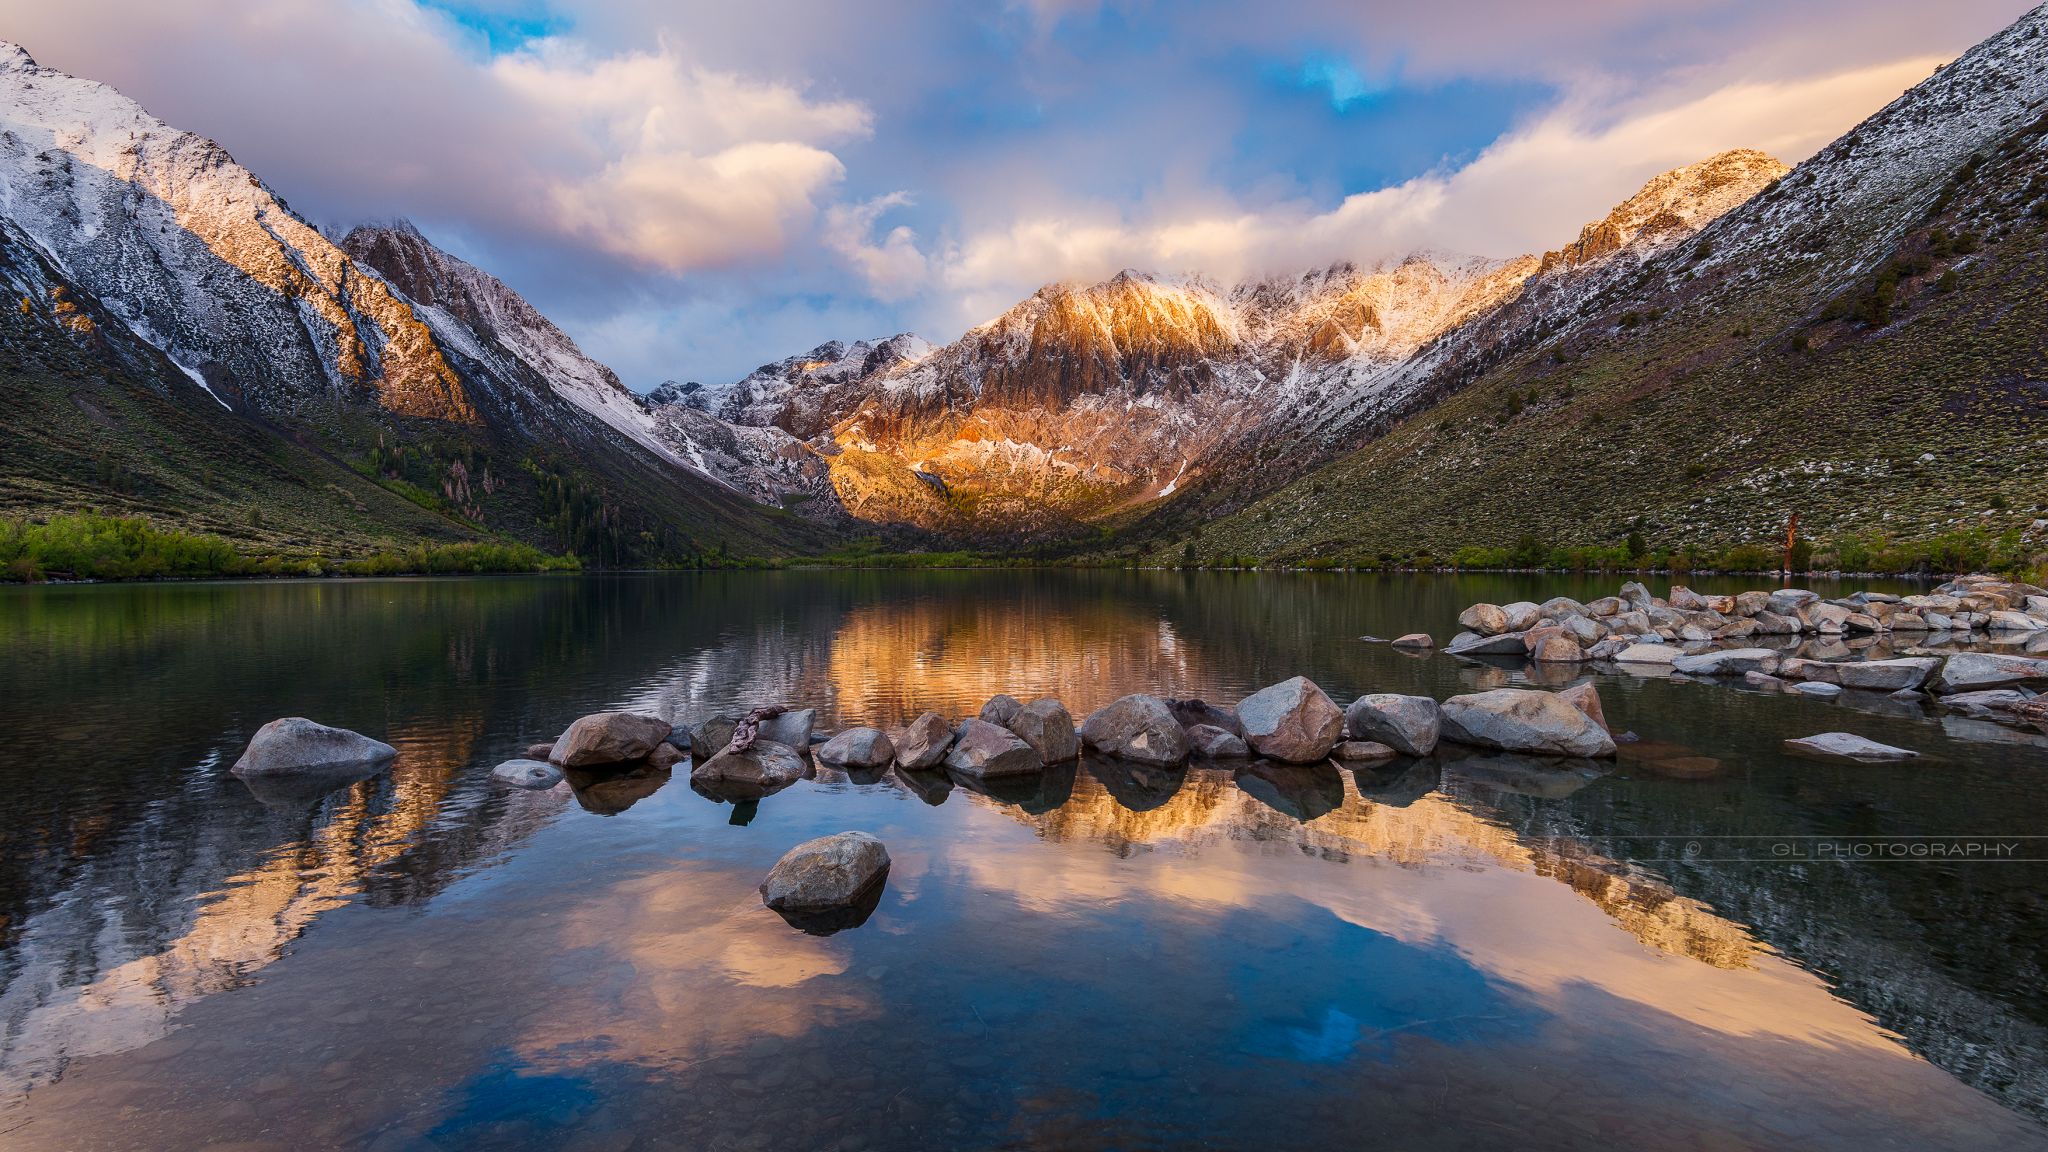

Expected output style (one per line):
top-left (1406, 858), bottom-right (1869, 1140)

top-left (0, 43), bottom-right (821, 563)
top-left (1178, 6), bottom-right (2048, 565)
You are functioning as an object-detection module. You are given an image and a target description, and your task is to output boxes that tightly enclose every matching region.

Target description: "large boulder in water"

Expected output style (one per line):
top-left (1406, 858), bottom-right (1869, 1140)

top-left (1439, 689), bottom-right (1616, 758)
top-left (1079, 694), bottom-right (1189, 766)
top-left (816, 727), bottom-right (895, 770)
top-left (692, 739), bottom-right (808, 795)
top-left (943, 718), bottom-right (1043, 778)
top-left (232, 718), bottom-right (397, 777)
top-left (1236, 676), bottom-right (1344, 763)
top-left (1005, 698), bottom-right (1079, 764)
top-left (1834, 657), bottom-right (1941, 692)
top-left (1343, 694), bottom-right (1440, 757)
top-left (760, 831), bottom-right (891, 935)
top-left (978, 694), bottom-right (1024, 727)
top-left (553, 712), bottom-right (672, 768)
top-left (893, 711), bottom-right (955, 771)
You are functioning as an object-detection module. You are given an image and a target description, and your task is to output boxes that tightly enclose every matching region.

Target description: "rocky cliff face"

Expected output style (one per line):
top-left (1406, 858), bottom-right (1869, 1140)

top-left (0, 43), bottom-right (471, 422)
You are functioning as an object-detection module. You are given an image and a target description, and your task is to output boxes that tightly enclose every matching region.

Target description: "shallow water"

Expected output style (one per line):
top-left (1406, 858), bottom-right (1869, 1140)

top-left (1, 571), bottom-right (2045, 1151)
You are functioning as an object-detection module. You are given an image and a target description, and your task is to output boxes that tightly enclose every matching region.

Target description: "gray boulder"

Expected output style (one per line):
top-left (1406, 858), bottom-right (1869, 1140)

top-left (1614, 643), bottom-right (1681, 665)
top-left (1784, 732), bottom-right (1918, 760)
top-left (1458, 603), bottom-right (1509, 635)
top-left (1500, 602), bottom-right (1543, 632)
top-left (232, 718), bottom-right (397, 777)
top-left (1557, 681), bottom-right (1608, 733)
top-left (1990, 610), bottom-right (2046, 632)
top-left (1834, 657), bottom-right (1941, 692)
top-left (492, 759), bottom-right (562, 789)
top-left (1079, 694), bottom-right (1189, 766)
top-left (893, 711), bottom-right (955, 770)
top-left (978, 694), bottom-right (1025, 726)
top-left (1619, 581), bottom-right (1655, 611)
top-left (1734, 590), bottom-right (1771, 616)
top-left (1236, 676), bottom-right (1345, 763)
top-left (1790, 681), bottom-right (1843, 698)
top-left (1670, 648), bottom-right (1781, 677)
top-left (1186, 723), bottom-right (1249, 758)
top-left (1934, 652), bottom-right (2048, 694)
top-left (1006, 698), bottom-right (1079, 764)
top-left (1778, 658), bottom-right (1840, 683)
top-left (1439, 689), bottom-right (1616, 758)
top-left (1936, 689), bottom-right (2032, 717)
top-left (944, 718), bottom-right (1043, 778)
top-left (1446, 631), bottom-right (1527, 657)
top-left (758, 709), bottom-right (816, 750)
top-left (816, 727), bottom-right (895, 770)
top-left (1769, 589), bottom-right (1820, 615)
top-left (760, 831), bottom-right (890, 928)
top-left (1390, 633), bottom-right (1434, 649)
top-left (693, 739), bottom-right (808, 792)
top-left (1540, 596), bottom-right (1589, 618)
top-left (691, 714), bottom-right (741, 760)
top-left (552, 711), bottom-right (672, 769)
top-left (1343, 693), bottom-right (1441, 757)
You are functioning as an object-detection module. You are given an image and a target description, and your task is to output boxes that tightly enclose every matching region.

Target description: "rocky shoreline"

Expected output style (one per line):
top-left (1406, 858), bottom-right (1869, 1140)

top-left (1446, 573), bottom-right (2048, 736)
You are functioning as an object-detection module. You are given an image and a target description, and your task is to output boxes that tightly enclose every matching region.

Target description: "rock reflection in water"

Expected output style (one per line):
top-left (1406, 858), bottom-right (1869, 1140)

top-left (1233, 760), bottom-right (1346, 823)
top-left (566, 764), bottom-right (673, 815)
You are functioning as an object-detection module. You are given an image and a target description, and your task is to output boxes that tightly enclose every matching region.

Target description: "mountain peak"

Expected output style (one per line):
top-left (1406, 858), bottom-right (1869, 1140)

top-left (0, 42), bottom-right (35, 72)
top-left (1538, 148), bottom-right (1789, 274)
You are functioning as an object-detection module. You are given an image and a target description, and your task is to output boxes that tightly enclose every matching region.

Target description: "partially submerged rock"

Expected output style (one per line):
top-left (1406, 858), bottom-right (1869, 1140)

top-left (692, 739), bottom-right (809, 797)
top-left (978, 694), bottom-right (1024, 727)
top-left (1343, 693), bottom-right (1440, 757)
top-left (893, 711), bottom-right (955, 771)
top-left (1390, 633), bottom-right (1434, 649)
top-left (1080, 694), bottom-right (1189, 766)
top-left (554, 711), bottom-right (672, 768)
top-left (1935, 652), bottom-right (2048, 694)
top-left (1834, 657), bottom-right (1941, 692)
top-left (1186, 723), bottom-right (1249, 759)
top-left (1333, 740), bottom-right (1397, 762)
top-left (492, 759), bottom-right (563, 789)
top-left (1613, 643), bottom-right (1681, 666)
top-left (1236, 676), bottom-right (1344, 763)
top-left (816, 727), bottom-right (895, 770)
top-left (1439, 689), bottom-right (1616, 758)
top-left (1005, 697), bottom-right (1080, 764)
top-left (1784, 732), bottom-right (1919, 760)
top-left (760, 831), bottom-right (890, 935)
top-left (690, 715), bottom-right (740, 761)
top-left (1446, 631), bottom-right (1527, 657)
top-left (1670, 648), bottom-right (1780, 677)
top-left (232, 718), bottom-right (397, 777)
top-left (944, 718), bottom-right (1043, 778)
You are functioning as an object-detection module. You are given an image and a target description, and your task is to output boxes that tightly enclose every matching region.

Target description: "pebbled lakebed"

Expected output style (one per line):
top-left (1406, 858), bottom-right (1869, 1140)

top-left (1, 571), bottom-right (2045, 1151)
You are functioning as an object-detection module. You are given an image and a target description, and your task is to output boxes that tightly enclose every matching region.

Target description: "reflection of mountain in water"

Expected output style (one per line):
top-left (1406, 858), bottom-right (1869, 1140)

top-left (0, 721), bottom-right (566, 1099)
top-left (986, 760), bottom-right (1761, 972)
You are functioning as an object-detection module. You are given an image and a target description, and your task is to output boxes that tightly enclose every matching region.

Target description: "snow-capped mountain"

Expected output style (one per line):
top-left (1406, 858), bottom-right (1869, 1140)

top-left (0, 41), bottom-right (812, 561)
top-left (0, 43), bottom-right (470, 422)
top-left (645, 150), bottom-right (1781, 535)
top-left (340, 221), bottom-right (685, 470)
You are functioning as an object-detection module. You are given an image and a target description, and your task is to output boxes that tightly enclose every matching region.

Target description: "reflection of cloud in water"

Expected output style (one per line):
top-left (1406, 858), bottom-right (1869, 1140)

top-left (944, 761), bottom-right (1897, 1058)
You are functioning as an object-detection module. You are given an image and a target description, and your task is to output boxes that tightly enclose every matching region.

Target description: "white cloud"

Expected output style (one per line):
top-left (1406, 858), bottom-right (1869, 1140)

top-left (822, 191), bottom-right (930, 300)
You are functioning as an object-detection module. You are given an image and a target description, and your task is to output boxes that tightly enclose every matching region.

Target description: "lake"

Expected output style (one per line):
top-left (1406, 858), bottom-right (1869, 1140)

top-left (1, 570), bottom-right (2045, 1151)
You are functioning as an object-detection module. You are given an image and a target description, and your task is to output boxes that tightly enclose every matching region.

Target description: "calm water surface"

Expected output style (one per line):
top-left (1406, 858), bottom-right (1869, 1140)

top-left (1, 571), bottom-right (2045, 1150)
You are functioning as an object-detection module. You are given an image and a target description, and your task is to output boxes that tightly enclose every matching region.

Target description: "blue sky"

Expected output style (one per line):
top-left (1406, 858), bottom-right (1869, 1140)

top-left (2, 0), bottom-right (2034, 385)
